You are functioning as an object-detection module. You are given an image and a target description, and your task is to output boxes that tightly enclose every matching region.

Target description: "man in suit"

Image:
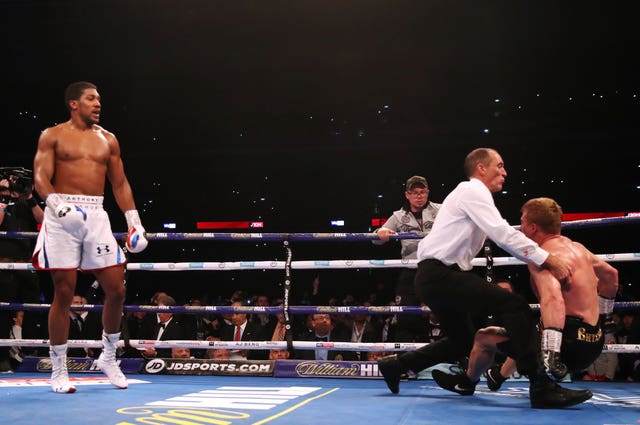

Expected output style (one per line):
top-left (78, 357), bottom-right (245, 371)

top-left (346, 311), bottom-right (382, 361)
top-left (220, 300), bottom-right (267, 360)
top-left (67, 294), bottom-right (103, 358)
top-left (139, 294), bottom-right (194, 359)
top-left (295, 313), bottom-right (356, 361)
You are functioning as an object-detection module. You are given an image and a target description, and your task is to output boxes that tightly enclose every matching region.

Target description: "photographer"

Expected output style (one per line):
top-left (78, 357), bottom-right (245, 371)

top-left (0, 168), bottom-right (45, 372)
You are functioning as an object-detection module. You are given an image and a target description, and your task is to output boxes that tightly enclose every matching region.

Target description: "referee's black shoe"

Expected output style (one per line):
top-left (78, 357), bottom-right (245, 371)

top-left (485, 365), bottom-right (507, 391)
top-left (432, 369), bottom-right (477, 396)
top-left (377, 354), bottom-right (405, 394)
top-left (530, 381), bottom-right (592, 409)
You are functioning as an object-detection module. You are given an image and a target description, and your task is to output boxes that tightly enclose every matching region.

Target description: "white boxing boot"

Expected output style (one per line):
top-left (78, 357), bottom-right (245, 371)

top-left (50, 344), bottom-right (76, 393)
top-left (96, 332), bottom-right (128, 389)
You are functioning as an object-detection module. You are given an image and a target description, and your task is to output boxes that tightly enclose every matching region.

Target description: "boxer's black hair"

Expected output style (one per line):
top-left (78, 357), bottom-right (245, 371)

top-left (64, 81), bottom-right (97, 110)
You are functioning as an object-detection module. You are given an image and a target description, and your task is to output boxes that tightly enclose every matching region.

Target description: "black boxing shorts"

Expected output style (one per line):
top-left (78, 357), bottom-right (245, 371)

top-left (561, 315), bottom-right (604, 373)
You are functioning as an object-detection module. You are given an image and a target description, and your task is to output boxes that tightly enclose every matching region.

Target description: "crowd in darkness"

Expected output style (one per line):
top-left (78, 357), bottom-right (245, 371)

top-left (2, 179), bottom-right (640, 378)
top-left (2, 168), bottom-right (640, 376)
top-left (3, 265), bottom-right (640, 381)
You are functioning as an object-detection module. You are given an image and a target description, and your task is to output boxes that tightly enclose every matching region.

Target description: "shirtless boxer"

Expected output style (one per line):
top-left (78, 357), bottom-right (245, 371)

top-left (433, 197), bottom-right (618, 402)
top-left (32, 81), bottom-right (148, 393)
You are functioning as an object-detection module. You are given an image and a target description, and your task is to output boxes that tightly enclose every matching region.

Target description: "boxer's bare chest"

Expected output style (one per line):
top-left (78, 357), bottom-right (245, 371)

top-left (55, 126), bottom-right (110, 164)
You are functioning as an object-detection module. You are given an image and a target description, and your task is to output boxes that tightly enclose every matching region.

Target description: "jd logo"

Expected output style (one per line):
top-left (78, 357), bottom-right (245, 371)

top-left (145, 358), bottom-right (166, 374)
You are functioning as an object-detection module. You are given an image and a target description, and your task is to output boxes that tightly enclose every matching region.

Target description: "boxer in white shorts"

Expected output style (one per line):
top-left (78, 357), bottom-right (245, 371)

top-left (31, 81), bottom-right (148, 394)
top-left (33, 195), bottom-right (126, 271)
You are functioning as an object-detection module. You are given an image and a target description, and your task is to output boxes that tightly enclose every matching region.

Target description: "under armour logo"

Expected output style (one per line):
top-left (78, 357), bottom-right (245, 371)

top-left (96, 244), bottom-right (111, 255)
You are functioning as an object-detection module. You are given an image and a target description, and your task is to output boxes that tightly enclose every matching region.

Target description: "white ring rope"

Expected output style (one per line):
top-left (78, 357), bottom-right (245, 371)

top-left (4, 301), bottom-right (640, 315)
top-left (1, 339), bottom-right (639, 353)
top-left (1, 252), bottom-right (638, 271)
top-left (1, 216), bottom-right (637, 355)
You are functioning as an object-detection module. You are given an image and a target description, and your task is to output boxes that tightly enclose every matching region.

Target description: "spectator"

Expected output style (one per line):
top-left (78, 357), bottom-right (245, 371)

top-left (150, 291), bottom-right (168, 306)
top-left (8, 310), bottom-right (25, 370)
top-left (425, 311), bottom-right (445, 344)
top-left (295, 313), bottom-right (356, 361)
top-left (67, 294), bottom-right (102, 358)
top-left (0, 174), bottom-right (45, 372)
top-left (171, 347), bottom-right (192, 359)
top-left (219, 299), bottom-right (267, 360)
top-left (139, 294), bottom-right (194, 359)
top-left (347, 310), bottom-right (382, 361)
top-left (183, 297), bottom-right (211, 358)
top-left (367, 351), bottom-right (391, 362)
top-left (615, 312), bottom-right (640, 381)
top-left (266, 299), bottom-right (296, 361)
top-left (205, 336), bottom-right (230, 360)
top-left (250, 294), bottom-right (271, 328)
top-left (269, 349), bottom-right (290, 360)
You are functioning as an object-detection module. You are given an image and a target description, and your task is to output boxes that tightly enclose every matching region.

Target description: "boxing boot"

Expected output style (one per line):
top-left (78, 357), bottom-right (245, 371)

top-left (96, 332), bottom-right (128, 389)
top-left (542, 349), bottom-right (568, 381)
top-left (377, 354), bottom-right (406, 394)
top-left (530, 378), bottom-right (592, 409)
top-left (50, 344), bottom-right (76, 394)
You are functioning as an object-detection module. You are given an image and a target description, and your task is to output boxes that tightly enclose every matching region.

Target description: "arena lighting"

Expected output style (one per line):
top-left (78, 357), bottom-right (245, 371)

top-left (370, 218), bottom-right (388, 227)
top-left (330, 219), bottom-right (345, 227)
top-left (562, 212), bottom-right (627, 221)
top-left (196, 221), bottom-right (264, 229)
top-left (163, 223), bottom-right (176, 229)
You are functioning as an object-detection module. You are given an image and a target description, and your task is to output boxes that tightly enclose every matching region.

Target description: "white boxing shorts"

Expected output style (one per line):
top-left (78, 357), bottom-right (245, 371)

top-left (31, 194), bottom-right (126, 271)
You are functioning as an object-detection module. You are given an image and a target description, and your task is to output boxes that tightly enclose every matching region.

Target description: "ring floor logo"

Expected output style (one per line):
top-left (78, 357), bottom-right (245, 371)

top-left (117, 385), bottom-right (337, 424)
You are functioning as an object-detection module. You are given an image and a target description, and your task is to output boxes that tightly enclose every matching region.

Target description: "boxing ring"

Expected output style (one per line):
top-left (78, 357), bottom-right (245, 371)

top-left (1, 215), bottom-right (640, 424)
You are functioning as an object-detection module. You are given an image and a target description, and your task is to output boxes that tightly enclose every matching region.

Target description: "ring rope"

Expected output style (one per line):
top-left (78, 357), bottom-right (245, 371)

top-left (1, 339), bottom-right (639, 353)
top-left (1, 213), bottom-right (638, 241)
top-left (3, 301), bottom-right (640, 314)
top-left (1, 215), bottom-right (637, 358)
top-left (1, 253), bottom-right (638, 271)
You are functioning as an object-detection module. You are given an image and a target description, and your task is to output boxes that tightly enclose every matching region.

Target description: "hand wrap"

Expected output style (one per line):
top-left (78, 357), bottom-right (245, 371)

top-left (598, 295), bottom-right (616, 334)
top-left (541, 328), bottom-right (568, 381)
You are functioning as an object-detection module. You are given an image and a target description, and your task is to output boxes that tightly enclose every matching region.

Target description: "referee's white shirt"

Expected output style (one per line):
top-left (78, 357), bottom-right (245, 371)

top-left (417, 178), bottom-right (548, 271)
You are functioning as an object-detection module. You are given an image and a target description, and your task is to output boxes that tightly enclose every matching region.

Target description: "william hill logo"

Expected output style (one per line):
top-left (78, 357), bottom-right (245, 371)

top-left (294, 362), bottom-right (358, 376)
top-left (37, 358), bottom-right (102, 372)
top-left (317, 306), bottom-right (338, 313)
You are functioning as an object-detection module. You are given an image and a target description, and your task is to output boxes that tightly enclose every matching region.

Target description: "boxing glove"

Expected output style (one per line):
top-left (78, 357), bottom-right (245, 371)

top-left (124, 209), bottom-right (148, 253)
top-left (46, 193), bottom-right (86, 233)
top-left (126, 224), bottom-right (148, 253)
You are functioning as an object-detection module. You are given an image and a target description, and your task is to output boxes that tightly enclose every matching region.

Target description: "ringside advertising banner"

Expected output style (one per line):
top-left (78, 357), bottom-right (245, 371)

top-left (274, 360), bottom-right (385, 379)
top-left (143, 358), bottom-right (275, 376)
top-left (18, 357), bottom-right (144, 374)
